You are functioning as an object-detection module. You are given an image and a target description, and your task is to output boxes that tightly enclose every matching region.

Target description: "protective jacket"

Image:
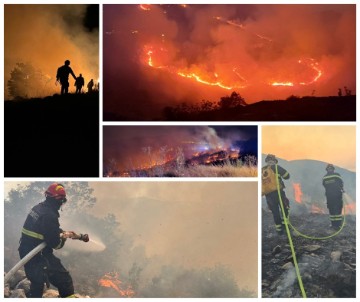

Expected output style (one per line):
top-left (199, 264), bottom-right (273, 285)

top-left (19, 200), bottom-right (64, 259)
top-left (262, 164), bottom-right (290, 195)
top-left (322, 171), bottom-right (343, 196)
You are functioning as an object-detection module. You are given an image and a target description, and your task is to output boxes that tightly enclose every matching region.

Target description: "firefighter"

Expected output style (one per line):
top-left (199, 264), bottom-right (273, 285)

top-left (74, 73), bottom-right (85, 94)
top-left (56, 60), bottom-right (77, 95)
top-left (87, 79), bottom-right (94, 93)
top-left (262, 154), bottom-right (290, 235)
top-left (322, 164), bottom-right (344, 230)
top-left (18, 183), bottom-right (88, 298)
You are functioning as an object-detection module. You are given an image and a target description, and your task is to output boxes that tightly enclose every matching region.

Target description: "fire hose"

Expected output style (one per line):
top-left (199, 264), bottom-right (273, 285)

top-left (275, 164), bottom-right (307, 298)
top-left (4, 232), bottom-right (89, 285)
top-left (287, 204), bottom-right (346, 240)
top-left (274, 165), bottom-right (350, 298)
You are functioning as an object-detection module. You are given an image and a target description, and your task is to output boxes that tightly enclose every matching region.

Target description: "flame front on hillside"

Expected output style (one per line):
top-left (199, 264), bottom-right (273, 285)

top-left (98, 272), bottom-right (135, 297)
top-left (292, 183), bottom-right (303, 204)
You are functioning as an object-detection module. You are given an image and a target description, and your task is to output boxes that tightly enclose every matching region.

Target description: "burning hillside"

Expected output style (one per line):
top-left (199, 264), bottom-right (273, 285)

top-left (104, 4), bottom-right (355, 120)
top-left (262, 210), bottom-right (356, 298)
top-left (103, 126), bottom-right (257, 177)
top-left (107, 147), bottom-right (251, 177)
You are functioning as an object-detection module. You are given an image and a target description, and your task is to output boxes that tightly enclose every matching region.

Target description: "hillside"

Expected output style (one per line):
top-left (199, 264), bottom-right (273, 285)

top-left (105, 95), bottom-right (356, 121)
top-left (261, 156), bottom-right (356, 212)
top-left (4, 93), bottom-right (99, 177)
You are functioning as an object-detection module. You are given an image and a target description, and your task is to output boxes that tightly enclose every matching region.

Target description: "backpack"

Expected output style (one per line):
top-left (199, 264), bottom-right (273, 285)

top-left (262, 165), bottom-right (281, 195)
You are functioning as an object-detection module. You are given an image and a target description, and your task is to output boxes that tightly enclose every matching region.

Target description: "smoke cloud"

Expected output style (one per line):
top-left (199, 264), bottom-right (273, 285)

top-left (88, 181), bottom-right (258, 293)
top-left (104, 4), bottom-right (355, 117)
top-left (4, 5), bottom-right (99, 99)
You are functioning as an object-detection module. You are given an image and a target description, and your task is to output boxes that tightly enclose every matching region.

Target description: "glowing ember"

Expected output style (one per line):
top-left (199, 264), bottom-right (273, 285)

top-left (293, 183), bottom-right (303, 204)
top-left (98, 272), bottom-right (135, 297)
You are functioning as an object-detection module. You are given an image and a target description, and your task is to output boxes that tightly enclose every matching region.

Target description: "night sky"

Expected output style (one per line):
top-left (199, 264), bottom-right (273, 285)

top-left (103, 4), bottom-right (355, 120)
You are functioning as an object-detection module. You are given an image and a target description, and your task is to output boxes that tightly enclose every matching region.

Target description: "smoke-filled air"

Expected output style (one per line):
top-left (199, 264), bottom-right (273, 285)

top-left (4, 5), bottom-right (99, 99)
top-left (103, 4), bottom-right (355, 119)
top-left (4, 182), bottom-right (258, 298)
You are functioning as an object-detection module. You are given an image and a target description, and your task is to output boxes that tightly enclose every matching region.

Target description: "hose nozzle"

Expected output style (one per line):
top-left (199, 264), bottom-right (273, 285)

top-left (79, 233), bottom-right (89, 242)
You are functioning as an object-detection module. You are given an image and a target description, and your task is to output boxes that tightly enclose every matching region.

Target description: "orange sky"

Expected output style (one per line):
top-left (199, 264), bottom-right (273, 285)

top-left (262, 126), bottom-right (356, 171)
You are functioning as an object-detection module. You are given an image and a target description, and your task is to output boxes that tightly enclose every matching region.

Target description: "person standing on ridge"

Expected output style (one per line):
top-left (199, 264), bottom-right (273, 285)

top-left (322, 164), bottom-right (344, 230)
top-left (74, 74), bottom-right (85, 94)
top-left (87, 79), bottom-right (94, 93)
top-left (262, 154), bottom-right (291, 235)
top-left (18, 183), bottom-right (89, 298)
top-left (56, 60), bottom-right (77, 95)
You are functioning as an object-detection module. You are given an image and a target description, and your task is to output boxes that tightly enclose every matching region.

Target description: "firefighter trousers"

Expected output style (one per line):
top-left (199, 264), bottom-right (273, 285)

top-left (20, 252), bottom-right (74, 298)
top-left (265, 190), bottom-right (290, 233)
top-left (326, 193), bottom-right (343, 229)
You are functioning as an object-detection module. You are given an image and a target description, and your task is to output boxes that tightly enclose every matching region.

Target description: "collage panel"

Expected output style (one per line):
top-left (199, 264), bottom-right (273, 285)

top-left (4, 181), bottom-right (258, 298)
top-left (2, 1), bottom-right (358, 300)
top-left (261, 125), bottom-right (356, 298)
top-left (4, 4), bottom-right (100, 177)
top-left (103, 125), bottom-right (257, 178)
top-left (103, 4), bottom-right (355, 122)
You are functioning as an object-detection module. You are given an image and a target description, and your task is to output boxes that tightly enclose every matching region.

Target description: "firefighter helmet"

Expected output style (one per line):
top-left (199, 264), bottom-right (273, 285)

top-left (45, 183), bottom-right (67, 202)
top-left (265, 154), bottom-right (278, 164)
top-left (65, 60), bottom-right (70, 66)
top-left (326, 164), bottom-right (335, 171)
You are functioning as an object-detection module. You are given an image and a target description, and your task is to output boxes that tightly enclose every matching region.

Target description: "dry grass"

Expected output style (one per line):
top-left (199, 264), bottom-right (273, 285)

top-left (181, 164), bottom-right (257, 177)
top-left (105, 152), bottom-right (257, 178)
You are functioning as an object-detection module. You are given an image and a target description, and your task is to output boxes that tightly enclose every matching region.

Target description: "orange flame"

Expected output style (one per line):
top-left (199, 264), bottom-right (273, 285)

top-left (271, 82), bottom-right (294, 87)
top-left (293, 183), bottom-right (303, 204)
top-left (144, 44), bottom-right (247, 90)
top-left (344, 203), bottom-right (356, 214)
top-left (98, 272), bottom-right (135, 297)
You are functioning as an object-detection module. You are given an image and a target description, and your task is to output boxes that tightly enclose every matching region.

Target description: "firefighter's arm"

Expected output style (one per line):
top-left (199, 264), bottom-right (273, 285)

top-left (278, 166), bottom-right (290, 179)
top-left (338, 174), bottom-right (345, 192)
top-left (70, 68), bottom-right (76, 80)
top-left (41, 214), bottom-right (64, 249)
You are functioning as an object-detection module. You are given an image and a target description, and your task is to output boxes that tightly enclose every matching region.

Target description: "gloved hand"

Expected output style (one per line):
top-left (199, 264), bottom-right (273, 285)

top-left (61, 231), bottom-right (77, 239)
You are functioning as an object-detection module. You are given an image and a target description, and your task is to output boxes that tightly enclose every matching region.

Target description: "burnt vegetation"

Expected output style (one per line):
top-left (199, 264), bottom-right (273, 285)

top-left (262, 210), bottom-right (356, 298)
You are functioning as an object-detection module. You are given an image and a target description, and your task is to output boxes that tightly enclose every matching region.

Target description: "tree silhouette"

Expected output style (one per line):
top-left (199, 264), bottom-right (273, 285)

top-left (7, 62), bottom-right (49, 99)
top-left (218, 91), bottom-right (247, 109)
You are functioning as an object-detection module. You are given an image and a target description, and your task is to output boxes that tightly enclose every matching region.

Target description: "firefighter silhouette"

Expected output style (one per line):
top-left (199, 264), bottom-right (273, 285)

top-left (87, 79), bottom-right (94, 93)
top-left (74, 74), bottom-right (85, 94)
top-left (56, 60), bottom-right (76, 95)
